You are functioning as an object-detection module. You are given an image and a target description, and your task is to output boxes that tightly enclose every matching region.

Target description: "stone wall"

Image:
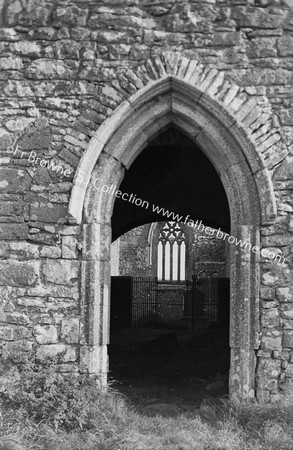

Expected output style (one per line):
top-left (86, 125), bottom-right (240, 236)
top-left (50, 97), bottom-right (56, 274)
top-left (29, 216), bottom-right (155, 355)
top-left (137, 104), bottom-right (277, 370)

top-left (0, 0), bottom-right (292, 402)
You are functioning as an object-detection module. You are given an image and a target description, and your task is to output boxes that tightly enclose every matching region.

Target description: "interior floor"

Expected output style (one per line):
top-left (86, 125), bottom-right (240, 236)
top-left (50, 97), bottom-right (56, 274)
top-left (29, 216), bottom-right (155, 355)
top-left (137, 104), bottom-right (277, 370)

top-left (108, 328), bottom-right (230, 416)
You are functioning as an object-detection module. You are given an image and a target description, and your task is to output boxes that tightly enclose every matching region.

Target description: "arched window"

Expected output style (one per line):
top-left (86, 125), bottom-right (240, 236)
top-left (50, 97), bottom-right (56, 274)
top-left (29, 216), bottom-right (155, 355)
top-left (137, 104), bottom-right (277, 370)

top-left (157, 222), bottom-right (186, 281)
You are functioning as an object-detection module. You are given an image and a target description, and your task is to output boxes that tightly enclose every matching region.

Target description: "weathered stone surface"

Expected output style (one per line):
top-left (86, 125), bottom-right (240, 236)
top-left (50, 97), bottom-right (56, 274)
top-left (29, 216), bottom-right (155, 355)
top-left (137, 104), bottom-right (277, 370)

top-left (0, 224), bottom-right (28, 240)
top-left (260, 286), bottom-right (276, 301)
top-left (34, 325), bottom-right (58, 344)
top-left (27, 283), bottom-right (79, 299)
top-left (82, 223), bottom-right (111, 261)
top-left (277, 286), bottom-right (293, 302)
top-left (61, 318), bottom-right (79, 344)
top-left (26, 60), bottom-right (79, 79)
top-left (61, 235), bottom-right (79, 259)
top-left (262, 264), bottom-right (292, 286)
top-left (277, 36), bottom-right (293, 56)
top-left (280, 304), bottom-right (293, 319)
top-left (247, 38), bottom-right (277, 59)
top-left (42, 259), bottom-right (79, 285)
top-left (10, 41), bottom-right (42, 57)
top-left (0, 168), bottom-right (31, 193)
top-left (261, 308), bottom-right (280, 327)
top-left (59, 226), bottom-right (81, 236)
top-left (36, 343), bottom-right (76, 362)
top-left (30, 203), bottom-right (68, 223)
top-left (256, 357), bottom-right (281, 390)
top-left (0, 57), bottom-right (23, 70)
top-left (262, 235), bottom-right (293, 247)
top-left (283, 331), bottom-right (293, 348)
top-left (0, 260), bottom-right (39, 287)
top-left (261, 333), bottom-right (282, 351)
top-left (40, 246), bottom-right (61, 258)
top-left (28, 231), bottom-right (59, 246)
top-left (0, 201), bottom-right (24, 218)
top-left (17, 126), bottom-right (51, 150)
top-left (0, 242), bottom-right (39, 259)
top-left (2, 340), bottom-right (33, 360)
top-left (274, 156), bottom-right (293, 179)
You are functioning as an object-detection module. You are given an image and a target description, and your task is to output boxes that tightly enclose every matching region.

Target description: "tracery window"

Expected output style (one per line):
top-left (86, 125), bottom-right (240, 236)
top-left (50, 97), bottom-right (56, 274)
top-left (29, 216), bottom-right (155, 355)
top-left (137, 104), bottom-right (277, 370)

top-left (157, 221), bottom-right (186, 281)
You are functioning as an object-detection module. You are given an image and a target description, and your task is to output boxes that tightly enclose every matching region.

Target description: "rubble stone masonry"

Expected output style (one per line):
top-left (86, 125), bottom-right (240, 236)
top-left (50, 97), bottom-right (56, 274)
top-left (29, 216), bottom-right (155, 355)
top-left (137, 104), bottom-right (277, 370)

top-left (0, 0), bottom-right (293, 403)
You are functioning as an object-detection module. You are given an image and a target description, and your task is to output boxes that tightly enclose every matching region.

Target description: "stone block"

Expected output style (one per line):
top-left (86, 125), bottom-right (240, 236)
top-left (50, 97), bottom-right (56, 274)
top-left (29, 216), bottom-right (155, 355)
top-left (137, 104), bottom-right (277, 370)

top-left (261, 308), bottom-right (280, 327)
top-left (17, 127), bottom-right (51, 150)
top-left (82, 223), bottom-right (111, 261)
top-left (53, 5), bottom-right (88, 27)
top-left (36, 343), bottom-right (65, 360)
top-left (247, 38), bottom-right (277, 59)
top-left (232, 7), bottom-right (285, 29)
top-left (34, 325), bottom-right (58, 344)
top-left (58, 148), bottom-right (80, 167)
top-left (277, 287), bottom-right (293, 302)
top-left (262, 264), bottom-right (292, 286)
top-left (62, 235), bottom-right (78, 259)
top-left (28, 232), bottom-right (58, 246)
top-left (25, 60), bottom-right (79, 79)
top-left (80, 345), bottom-right (108, 374)
top-left (10, 41), bottom-right (42, 57)
top-left (6, 118), bottom-right (36, 132)
top-left (0, 241), bottom-right (39, 259)
top-left (280, 304), bottom-right (293, 319)
top-left (0, 327), bottom-right (14, 341)
top-left (27, 283), bottom-right (79, 299)
top-left (283, 319), bottom-right (293, 329)
top-left (257, 357), bottom-right (281, 390)
top-left (42, 259), bottom-right (79, 285)
top-left (262, 235), bottom-right (293, 247)
top-left (0, 168), bottom-right (31, 193)
top-left (0, 56), bottom-right (22, 70)
top-left (0, 260), bottom-right (39, 287)
top-left (0, 201), bottom-right (24, 217)
top-left (59, 226), bottom-right (81, 236)
top-left (61, 318), bottom-right (80, 343)
top-left (277, 36), bottom-right (293, 56)
top-left (261, 334), bottom-right (282, 351)
top-left (13, 326), bottom-right (32, 340)
top-left (5, 313), bottom-right (30, 325)
top-left (40, 246), bottom-right (62, 258)
top-left (260, 286), bottom-right (276, 301)
top-left (285, 364), bottom-right (293, 377)
top-left (283, 331), bottom-right (293, 348)
top-left (274, 156), bottom-right (293, 180)
top-left (30, 203), bottom-right (68, 223)
top-left (2, 340), bottom-right (33, 361)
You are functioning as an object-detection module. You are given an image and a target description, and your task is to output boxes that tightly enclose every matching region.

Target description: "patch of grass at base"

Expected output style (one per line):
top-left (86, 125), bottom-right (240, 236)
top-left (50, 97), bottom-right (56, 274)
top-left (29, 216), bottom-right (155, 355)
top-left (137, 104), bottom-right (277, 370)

top-left (1, 397), bottom-right (293, 450)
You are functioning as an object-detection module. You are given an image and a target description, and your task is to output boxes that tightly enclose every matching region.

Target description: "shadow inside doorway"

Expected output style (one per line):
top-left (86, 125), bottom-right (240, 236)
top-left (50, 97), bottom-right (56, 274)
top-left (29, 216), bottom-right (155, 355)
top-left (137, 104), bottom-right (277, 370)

top-left (108, 327), bottom-right (230, 417)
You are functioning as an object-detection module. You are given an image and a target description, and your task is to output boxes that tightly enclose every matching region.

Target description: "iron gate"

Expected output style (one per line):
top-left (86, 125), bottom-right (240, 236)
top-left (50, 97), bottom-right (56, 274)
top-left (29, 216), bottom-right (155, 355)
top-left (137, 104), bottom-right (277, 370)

top-left (111, 276), bottom-right (229, 331)
top-left (132, 277), bottom-right (158, 328)
top-left (184, 277), bottom-right (230, 332)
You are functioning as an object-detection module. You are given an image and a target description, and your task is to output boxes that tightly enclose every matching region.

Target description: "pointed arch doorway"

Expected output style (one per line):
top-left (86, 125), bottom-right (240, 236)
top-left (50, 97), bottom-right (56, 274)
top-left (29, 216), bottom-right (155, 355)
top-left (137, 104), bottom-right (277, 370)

top-left (69, 75), bottom-right (276, 402)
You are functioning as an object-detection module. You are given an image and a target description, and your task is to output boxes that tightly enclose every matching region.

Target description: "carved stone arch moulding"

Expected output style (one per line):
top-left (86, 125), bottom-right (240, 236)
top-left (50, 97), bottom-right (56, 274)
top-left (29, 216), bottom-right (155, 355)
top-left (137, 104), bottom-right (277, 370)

top-left (69, 51), bottom-right (279, 226)
top-left (70, 52), bottom-right (279, 401)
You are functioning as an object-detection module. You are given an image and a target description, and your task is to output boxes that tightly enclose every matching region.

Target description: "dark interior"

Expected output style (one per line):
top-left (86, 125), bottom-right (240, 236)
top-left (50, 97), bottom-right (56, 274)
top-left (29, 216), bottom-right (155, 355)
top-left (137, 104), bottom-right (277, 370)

top-left (111, 127), bottom-right (230, 241)
top-left (109, 127), bottom-right (231, 412)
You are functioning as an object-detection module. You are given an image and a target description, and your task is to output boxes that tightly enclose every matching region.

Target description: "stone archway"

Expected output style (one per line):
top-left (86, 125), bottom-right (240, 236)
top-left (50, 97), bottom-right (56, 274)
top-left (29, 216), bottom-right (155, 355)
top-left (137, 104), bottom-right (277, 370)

top-left (69, 60), bottom-right (277, 401)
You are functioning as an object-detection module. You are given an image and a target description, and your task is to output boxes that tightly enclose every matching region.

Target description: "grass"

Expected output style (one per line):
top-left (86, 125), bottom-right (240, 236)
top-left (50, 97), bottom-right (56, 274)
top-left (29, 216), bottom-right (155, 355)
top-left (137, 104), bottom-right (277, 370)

top-left (1, 393), bottom-right (293, 450)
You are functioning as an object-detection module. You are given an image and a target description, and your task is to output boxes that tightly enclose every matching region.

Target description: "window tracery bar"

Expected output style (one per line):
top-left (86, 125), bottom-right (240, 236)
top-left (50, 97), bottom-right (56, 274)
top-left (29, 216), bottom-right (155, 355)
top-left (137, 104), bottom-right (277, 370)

top-left (157, 221), bottom-right (186, 281)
